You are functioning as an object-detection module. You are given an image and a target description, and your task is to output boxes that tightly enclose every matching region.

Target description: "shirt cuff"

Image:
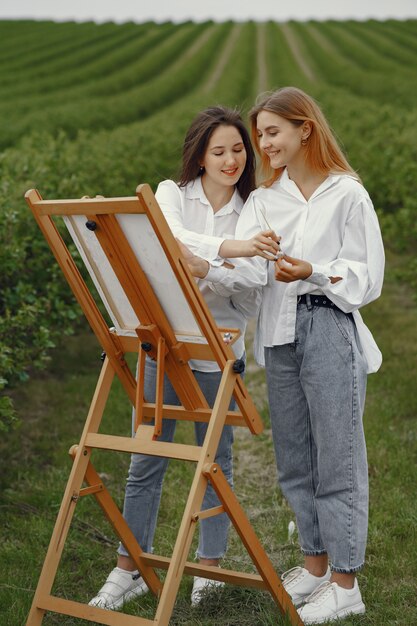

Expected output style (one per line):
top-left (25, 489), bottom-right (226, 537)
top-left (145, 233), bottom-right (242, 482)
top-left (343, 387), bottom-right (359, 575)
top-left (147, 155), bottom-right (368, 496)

top-left (209, 234), bottom-right (236, 266)
top-left (304, 263), bottom-right (331, 287)
top-left (196, 235), bottom-right (226, 262)
top-left (205, 265), bottom-right (227, 282)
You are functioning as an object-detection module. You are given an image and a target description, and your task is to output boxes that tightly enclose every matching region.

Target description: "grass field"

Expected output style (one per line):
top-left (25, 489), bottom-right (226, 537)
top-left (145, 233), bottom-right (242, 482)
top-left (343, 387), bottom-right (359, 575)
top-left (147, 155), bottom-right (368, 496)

top-left (0, 254), bottom-right (416, 625)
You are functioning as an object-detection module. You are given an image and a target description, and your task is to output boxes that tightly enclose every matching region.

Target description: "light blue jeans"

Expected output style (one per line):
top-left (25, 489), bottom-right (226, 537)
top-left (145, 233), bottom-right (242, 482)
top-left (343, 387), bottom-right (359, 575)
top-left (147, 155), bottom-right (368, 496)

top-left (118, 359), bottom-right (235, 560)
top-left (264, 298), bottom-right (368, 573)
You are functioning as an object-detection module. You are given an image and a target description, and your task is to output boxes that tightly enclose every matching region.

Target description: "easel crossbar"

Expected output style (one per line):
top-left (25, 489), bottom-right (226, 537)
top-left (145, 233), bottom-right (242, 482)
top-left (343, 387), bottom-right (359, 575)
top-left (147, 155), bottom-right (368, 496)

top-left (85, 432), bottom-right (201, 461)
top-left (38, 595), bottom-right (154, 625)
top-left (140, 554), bottom-right (267, 589)
top-left (142, 403), bottom-right (247, 427)
top-left (36, 197), bottom-right (141, 216)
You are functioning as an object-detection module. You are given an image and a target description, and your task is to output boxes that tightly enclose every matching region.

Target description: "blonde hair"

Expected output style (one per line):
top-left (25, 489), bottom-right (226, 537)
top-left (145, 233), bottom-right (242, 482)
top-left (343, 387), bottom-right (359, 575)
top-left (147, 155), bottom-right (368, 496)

top-left (250, 86), bottom-right (360, 187)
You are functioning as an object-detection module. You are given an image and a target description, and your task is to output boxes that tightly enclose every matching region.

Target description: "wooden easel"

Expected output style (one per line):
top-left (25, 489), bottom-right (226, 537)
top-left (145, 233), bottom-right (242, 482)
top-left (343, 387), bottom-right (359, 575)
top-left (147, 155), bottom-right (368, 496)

top-left (24, 185), bottom-right (303, 626)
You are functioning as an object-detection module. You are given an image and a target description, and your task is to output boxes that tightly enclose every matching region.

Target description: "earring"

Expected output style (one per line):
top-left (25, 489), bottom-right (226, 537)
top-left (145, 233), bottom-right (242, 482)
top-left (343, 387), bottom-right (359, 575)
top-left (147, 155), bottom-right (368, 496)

top-left (301, 138), bottom-right (308, 146)
top-left (199, 166), bottom-right (204, 173)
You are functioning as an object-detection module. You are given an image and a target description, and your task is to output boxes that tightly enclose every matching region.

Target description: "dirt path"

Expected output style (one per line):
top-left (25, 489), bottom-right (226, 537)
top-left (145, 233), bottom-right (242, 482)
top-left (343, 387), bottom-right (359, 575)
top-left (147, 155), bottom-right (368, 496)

top-left (307, 23), bottom-right (338, 56)
top-left (168, 23), bottom-right (218, 76)
top-left (307, 23), bottom-right (356, 69)
top-left (256, 22), bottom-right (268, 94)
top-left (280, 23), bottom-right (316, 82)
top-left (203, 23), bottom-right (242, 93)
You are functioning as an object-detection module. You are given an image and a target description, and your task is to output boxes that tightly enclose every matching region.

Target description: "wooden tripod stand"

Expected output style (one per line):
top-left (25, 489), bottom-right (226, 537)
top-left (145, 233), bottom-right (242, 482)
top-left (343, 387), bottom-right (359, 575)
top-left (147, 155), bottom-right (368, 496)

top-left (24, 185), bottom-right (303, 626)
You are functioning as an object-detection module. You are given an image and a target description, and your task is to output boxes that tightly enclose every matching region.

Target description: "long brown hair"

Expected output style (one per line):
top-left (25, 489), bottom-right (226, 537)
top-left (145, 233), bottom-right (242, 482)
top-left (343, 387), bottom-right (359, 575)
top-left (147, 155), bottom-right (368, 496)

top-left (179, 106), bottom-right (256, 201)
top-left (250, 87), bottom-right (360, 187)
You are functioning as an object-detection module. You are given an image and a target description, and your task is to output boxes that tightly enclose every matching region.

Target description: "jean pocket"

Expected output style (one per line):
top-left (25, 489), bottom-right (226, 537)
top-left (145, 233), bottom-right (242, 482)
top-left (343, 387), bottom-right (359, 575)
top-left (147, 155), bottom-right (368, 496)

top-left (329, 309), bottom-right (353, 345)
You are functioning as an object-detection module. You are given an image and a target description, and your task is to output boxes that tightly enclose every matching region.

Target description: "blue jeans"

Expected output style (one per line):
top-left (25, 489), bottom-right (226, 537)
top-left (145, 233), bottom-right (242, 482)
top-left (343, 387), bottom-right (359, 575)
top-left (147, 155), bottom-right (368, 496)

top-left (264, 300), bottom-right (368, 573)
top-left (118, 359), bottom-right (234, 560)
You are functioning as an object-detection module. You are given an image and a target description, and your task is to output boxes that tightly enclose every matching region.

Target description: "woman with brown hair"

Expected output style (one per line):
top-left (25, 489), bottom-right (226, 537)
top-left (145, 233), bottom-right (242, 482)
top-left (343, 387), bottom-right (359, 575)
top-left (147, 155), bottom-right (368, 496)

top-left (89, 106), bottom-right (277, 611)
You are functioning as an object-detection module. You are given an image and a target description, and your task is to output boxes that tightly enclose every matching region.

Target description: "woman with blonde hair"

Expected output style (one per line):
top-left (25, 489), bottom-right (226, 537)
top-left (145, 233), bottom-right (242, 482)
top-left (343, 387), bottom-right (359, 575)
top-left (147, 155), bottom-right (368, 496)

top-left (202, 86), bottom-right (385, 623)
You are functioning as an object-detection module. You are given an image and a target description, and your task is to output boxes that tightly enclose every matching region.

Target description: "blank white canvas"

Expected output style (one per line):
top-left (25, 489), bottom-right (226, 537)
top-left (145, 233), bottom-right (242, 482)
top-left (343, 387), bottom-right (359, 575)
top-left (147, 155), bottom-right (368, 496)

top-left (64, 213), bottom-right (205, 342)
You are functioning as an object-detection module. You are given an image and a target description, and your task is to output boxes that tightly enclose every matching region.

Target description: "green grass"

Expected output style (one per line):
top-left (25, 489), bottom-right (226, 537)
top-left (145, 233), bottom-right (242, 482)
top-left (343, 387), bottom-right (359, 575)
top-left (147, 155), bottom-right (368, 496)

top-left (0, 254), bottom-right (416, 625)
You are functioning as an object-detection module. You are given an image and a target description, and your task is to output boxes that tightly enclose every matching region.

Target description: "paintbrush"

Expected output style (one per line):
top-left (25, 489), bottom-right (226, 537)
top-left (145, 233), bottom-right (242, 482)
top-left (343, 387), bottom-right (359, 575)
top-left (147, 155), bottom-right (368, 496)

top-left (259, 206), bottom-right (284, 260)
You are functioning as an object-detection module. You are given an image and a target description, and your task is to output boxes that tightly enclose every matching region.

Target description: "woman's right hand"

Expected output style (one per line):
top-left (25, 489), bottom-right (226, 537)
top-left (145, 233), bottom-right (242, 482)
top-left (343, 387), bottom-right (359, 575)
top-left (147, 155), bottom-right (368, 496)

top-left (243, 230), bottom-right (281, 259)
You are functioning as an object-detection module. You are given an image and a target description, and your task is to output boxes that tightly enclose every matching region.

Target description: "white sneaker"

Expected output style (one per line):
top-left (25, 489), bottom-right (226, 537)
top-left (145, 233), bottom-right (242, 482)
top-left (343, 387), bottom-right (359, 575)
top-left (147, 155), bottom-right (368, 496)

top-left (190, 575), bottom-right (225, 606)
top-left (281, 566), bottom-right (331, 607)
top-left (298, 579), bottom-right (366, 624)
top-left (89, 567), bottom-right (149, 610)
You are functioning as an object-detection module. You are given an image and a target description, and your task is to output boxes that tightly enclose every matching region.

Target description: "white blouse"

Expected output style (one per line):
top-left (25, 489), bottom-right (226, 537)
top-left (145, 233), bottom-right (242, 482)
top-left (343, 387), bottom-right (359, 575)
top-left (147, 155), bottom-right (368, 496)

top-left (155, 178), bottom-right (261, 372)
top-left (207, 169), bottom-right (385, 373)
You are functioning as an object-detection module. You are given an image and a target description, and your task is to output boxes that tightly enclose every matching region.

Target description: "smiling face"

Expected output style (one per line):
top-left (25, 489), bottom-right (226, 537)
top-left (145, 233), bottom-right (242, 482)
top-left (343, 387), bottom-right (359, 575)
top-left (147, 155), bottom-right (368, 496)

top-left (256, 110), bottom-right (308, 170)
top-left (200, 124), bottom-right (247, 189)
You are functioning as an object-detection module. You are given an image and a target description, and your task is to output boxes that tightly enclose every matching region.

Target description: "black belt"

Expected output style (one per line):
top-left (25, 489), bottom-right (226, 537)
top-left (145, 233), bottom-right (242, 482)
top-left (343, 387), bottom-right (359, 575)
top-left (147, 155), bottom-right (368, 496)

top-left (297, 294), bottom-right (341, 311)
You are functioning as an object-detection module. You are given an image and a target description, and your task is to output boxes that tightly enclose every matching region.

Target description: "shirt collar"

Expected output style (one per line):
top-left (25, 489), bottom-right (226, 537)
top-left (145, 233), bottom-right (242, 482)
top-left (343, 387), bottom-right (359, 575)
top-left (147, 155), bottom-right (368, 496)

top-left (277, 168), bottom-right (342, 202)
top-left (185, 177), bottom-right (242, 215)
top-left (185, 176), bottom-right (209, 203)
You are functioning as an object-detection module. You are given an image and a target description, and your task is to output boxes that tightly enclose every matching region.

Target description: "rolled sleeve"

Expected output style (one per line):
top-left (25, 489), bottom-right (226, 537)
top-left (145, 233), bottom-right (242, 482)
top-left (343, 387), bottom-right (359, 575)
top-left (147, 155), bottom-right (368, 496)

top-left (207, 257), bottom-right (267, 296)
top-left (305, 264), bottom-right (331, 288)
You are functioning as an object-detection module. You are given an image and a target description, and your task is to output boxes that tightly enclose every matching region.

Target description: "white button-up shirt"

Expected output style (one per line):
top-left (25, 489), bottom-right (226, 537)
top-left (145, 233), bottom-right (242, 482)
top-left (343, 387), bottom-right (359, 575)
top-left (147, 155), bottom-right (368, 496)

top-left (155, 178), bottom-right (261, 372)
top-left (207, 169), bottom-right (385, 373)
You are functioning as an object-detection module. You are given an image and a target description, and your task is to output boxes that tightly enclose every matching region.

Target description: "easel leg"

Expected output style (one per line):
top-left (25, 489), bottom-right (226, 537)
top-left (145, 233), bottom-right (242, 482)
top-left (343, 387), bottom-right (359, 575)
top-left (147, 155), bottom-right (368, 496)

top-left (204, 463), bottom-right (304, 626)
top-left (26, 358), bottom-right (115, 626)
top-left (153, 361), bottom-right (237, 625)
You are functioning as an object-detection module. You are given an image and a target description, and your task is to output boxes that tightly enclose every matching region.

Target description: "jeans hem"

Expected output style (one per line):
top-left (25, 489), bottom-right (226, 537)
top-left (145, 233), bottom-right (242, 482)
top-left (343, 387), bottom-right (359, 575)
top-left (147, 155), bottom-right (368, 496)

top-left (330, 563), bottom-right (364, 574)
top-left (301, 549), bottom-right (328, 556)
top-left (117, 545), bottom-right (128, 557)
top-left (195, 552), bottom-right (226, 560)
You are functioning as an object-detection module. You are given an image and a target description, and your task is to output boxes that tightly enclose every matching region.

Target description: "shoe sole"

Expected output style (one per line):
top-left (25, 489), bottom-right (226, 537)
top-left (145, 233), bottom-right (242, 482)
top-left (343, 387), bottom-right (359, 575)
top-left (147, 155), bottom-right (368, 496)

top-left (300, 601), bottom-right (365, 624)
top-left (89, 585), bottom-right (149, 611)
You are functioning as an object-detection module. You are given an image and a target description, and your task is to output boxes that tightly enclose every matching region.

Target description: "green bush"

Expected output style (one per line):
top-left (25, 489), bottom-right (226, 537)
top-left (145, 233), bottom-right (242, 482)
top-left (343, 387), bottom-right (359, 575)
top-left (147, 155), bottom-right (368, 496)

top-left (1, 18), bottom-right (416, 430)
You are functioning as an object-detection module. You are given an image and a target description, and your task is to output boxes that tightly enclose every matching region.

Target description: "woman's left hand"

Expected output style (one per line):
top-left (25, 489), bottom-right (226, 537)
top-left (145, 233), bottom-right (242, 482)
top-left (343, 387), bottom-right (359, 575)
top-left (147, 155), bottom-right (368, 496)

top-left (274, 254), bottom-right (312, 282)
top-left (176, 239), bottom-right (210, 278)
